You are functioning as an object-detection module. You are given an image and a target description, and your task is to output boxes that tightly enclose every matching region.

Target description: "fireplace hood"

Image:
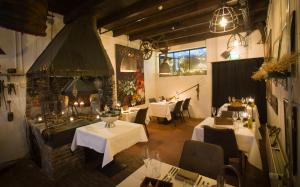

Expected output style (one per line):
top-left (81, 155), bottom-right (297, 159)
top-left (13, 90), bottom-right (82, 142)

top-left (27, 16), bottom-right (114, 77)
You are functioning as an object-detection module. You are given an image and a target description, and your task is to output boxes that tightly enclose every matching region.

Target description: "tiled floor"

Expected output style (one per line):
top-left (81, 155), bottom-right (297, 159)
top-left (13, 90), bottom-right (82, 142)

top-left (0, 118), bottom-right (270, 187)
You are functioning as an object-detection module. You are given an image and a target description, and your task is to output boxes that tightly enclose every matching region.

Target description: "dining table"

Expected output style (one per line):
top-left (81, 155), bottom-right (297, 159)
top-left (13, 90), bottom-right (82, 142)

top-left (117, 160), bottom-right (234, 187)
top-left (71, 120), bottom-right (148, 167)
top-left (147, 101), bottom-right (177, 120)
top-left (192, 117), bottom-right (262, 170)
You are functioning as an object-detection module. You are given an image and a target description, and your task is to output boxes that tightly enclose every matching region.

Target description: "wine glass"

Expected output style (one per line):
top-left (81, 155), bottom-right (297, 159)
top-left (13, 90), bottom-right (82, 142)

top-left (212, 107), bottom-right (217, 117)
top-left (142, 146), bottom-right (151, 177)
top-left (232, 97), bottom-right (236, 102)
top-left (228, 96), bottom-right (231, 103)
top-left (241, 97), bottom-right (246, 104)
top-left (131, 100), bottom-right (136, 107)
top-left (232, 112), bottom-right (238, 122)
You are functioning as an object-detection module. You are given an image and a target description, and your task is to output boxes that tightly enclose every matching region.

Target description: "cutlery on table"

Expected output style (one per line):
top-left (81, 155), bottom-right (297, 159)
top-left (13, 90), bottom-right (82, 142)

top-left (162, 167), bottom-right (175, 181)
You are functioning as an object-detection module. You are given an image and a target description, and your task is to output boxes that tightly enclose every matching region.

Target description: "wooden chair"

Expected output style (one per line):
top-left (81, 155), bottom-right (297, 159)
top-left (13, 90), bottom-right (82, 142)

top-left (134, 108), bottom-right (149, 138)
top-left (181, 98), bottom-right (191, 119)
top-left (171, 100), bottom-right (183, 126)
top-left (179, 140), bottom-right (242, 187)
top-left (203, 126), bottom-right (245, 175)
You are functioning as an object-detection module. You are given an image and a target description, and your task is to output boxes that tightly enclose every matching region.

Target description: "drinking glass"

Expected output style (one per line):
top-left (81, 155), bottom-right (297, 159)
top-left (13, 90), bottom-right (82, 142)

top-left (151, 152), bottom-right (161, 179)
top-left (143, 146), bottom-right (151, 177)
top-left (232, 112), bottom-right (238, 121)
top-left (212, 107), bottom-right (217, 117)
top-left (232, 97), bottom-right (236, 102)
top-left (228, 96), bottom-right (231, 103)
top-left (217, 175), bottom-right (225, 187)
top-left (241, 97), bottom-right (246, 104)
top-left (131, 100), bottom-right (136, 107)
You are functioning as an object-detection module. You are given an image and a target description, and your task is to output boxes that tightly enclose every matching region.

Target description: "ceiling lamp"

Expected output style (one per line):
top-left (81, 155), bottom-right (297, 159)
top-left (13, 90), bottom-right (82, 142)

top-left (159, 59), bottom-right (171, 74)
top-left (227, 33), bottom-right (247, 49)
top-left (209, 3), bottom-right (239, 33)
top-left (120, 52), bottom-right (138, 72)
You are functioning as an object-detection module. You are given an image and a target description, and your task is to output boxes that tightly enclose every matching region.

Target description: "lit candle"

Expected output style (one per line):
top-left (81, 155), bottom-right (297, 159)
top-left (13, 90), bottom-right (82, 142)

top-left (74, 101), bottom-right (78, 106)
top-left (249, 97), bottom-right (254, 103)
top-left (70, 117), bottom-right (74, 122)
top-left (38, 116), bottom-right (43, 122)
top-left (79, 101), bottom-right (84, 107)
top-left (242, 112), bottom-right (248, 119)
top-left (61, 111), bottom-right (65, 115)
top-left (96, 115), bottom-right (100, 119)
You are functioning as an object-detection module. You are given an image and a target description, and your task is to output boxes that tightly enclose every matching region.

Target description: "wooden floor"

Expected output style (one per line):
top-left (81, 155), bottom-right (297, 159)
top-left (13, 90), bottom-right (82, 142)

top-left (0, 118), bottom-right (270, 187)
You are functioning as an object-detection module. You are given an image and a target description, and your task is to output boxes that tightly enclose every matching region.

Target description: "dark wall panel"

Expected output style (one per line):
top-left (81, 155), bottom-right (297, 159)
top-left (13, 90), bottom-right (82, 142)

top-left (212, 58), bottom-right (266, 123)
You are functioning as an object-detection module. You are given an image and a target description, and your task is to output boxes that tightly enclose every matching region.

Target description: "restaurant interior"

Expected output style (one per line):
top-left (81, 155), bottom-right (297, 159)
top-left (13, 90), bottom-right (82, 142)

top-left (0, 0), bottom-right (299, 187)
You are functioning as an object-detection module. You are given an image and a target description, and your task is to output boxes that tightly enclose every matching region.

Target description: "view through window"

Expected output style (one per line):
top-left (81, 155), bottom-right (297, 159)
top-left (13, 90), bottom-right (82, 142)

top-left (159, 47), bottom-right (207, 76)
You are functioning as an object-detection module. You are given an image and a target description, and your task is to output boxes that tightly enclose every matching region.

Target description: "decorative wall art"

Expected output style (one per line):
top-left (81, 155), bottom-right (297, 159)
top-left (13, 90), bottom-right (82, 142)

top-left (115, 44), bottom-right (145, 106)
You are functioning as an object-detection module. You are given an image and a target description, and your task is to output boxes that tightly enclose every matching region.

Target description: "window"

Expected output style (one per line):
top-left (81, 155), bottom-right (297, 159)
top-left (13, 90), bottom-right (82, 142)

top-left (159, 47), bottom-right (207, 76)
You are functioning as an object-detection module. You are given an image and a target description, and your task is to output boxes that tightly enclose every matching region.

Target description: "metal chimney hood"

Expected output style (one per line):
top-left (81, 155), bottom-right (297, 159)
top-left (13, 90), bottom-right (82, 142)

top-left (27, 16), bottom-right (114, 77)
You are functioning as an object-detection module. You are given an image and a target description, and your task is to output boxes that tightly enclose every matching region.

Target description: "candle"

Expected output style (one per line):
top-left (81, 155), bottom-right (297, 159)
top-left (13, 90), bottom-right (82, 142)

top-left (79, 101), bottom-right (84, 107)
top-left (61, 111), bottom-right (65, 115)
top-left (96, 115), bottom-right (100, 119)
top-left (74, 101), bottom-right (79, 106)
top-left (249, 97), bottom-right (254, 103)
top-left (70, 117), bottom-right (74, 122)
top-left (242, 112), bottom-right (248, 119)
top-left (38, 116), bottom-right (43, 122)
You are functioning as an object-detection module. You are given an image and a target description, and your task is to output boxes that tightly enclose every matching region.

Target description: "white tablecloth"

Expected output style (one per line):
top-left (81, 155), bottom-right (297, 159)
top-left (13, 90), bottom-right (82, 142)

top-left (191, 117), bottom-right (262, 170)
top-left (120, 107), bottom-right (150, 124)
top-left (147, 101), bottom-right (176, 120)
top-left (71, 120), bottom-right (148, 167)
top-left (117, 160), bottom-right (233, 187)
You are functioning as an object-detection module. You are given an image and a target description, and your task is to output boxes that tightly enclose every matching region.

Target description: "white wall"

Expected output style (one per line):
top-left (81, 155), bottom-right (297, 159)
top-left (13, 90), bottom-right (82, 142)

top-left (0, 14), bottom-right (64, 164)
top-left (154, 30), bottom-right (264, 118)
top-left (266, 0), bottom-right (300, 186)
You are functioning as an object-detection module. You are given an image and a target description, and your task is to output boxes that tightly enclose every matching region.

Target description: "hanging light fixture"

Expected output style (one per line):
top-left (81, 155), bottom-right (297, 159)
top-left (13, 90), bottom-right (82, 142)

top-left (227, 33), bottom-right (247, 49)
top-left (120, 36), bottom-right (138, 72)
top-left (209, 1), bottom-right (239, 33)
top-left (159, 53), bottom-right (171, 74)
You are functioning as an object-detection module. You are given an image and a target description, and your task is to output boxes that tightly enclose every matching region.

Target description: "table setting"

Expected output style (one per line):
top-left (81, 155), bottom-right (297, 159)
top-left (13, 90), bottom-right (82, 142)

top-left (147, 100), bottom-right (177, 120)
top-left (118, 158), bottom-right (233, 187)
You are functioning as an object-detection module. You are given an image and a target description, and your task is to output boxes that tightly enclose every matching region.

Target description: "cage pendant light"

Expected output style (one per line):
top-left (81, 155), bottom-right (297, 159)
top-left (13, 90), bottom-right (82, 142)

top-left (209, 4), bottom-right (239, 33)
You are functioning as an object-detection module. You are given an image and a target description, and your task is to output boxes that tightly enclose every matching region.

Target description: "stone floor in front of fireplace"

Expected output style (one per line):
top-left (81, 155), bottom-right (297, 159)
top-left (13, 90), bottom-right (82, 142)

top-left (0, 118), bottom-right (270, 187)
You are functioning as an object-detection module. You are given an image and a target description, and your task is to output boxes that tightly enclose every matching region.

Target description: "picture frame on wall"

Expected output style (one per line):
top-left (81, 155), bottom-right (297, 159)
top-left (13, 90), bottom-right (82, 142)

top-left (283, 99), bottom-right (298, 175)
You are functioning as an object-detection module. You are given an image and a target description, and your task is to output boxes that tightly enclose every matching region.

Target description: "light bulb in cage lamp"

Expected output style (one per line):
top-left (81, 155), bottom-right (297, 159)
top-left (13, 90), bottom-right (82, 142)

top-left (219, 17), bottom-right (228, 27)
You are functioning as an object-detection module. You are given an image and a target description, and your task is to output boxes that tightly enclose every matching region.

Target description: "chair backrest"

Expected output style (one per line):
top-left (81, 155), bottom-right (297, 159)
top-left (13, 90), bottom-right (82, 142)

top-left (182, 98), bottom-right (191, 110)
top-left (173, 100), bottom-right (183, 113)
top-left (203, 126), bottom-right (239, 164)
top-left (134, 108), bottom-right (148, 125)
top-left (227, 106), bottom-right (245, 112)
top-left (149, 98), bottom-right (157, 103)
top-left (220, 111), bottom-right (233, 118)
top-left (179, 140), bottom-right (224, 179)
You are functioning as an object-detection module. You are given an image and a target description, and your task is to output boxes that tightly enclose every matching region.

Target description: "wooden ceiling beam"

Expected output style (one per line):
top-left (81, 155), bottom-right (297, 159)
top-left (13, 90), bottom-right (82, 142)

top-left (112, 0), bottom-right (220, 37)
top-left (98, 0), bottom-right (188, 30)
top-left (129, 3), bottom-right (267, 41)
top-left (129, 14), bottom-right (212, 41)
top-left (97, 0), bottom-right (167, 28)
